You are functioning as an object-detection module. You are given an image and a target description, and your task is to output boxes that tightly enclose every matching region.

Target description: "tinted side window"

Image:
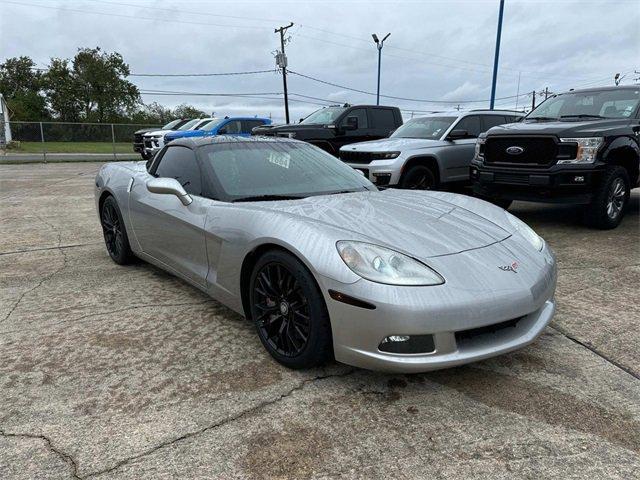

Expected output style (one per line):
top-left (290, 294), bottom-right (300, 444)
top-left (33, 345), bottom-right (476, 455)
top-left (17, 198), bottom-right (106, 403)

top-left (482, 115), bottom-right (507, 131)
top-left (370, 108), bottom-right (397, 129)
top-left (222, 120), bottom-right (242, 134)
top-left (342, 108), bottom-right (368, 129)
top-left (454, 115), bottom-right (482, 138)
top-left (154, 146), bottom-right (202, 196)
top-left (241, 119), bottom-right (266, 133)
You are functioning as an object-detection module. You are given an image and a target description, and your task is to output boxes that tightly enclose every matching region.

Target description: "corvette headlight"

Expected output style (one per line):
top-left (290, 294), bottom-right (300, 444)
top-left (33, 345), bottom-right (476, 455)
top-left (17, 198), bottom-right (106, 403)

top-left (558, 137), bottom-right (603, 164)
top-left (506, 213), bottom-right (544, 251)
top-left (336, 241), bottom-right (444, 286)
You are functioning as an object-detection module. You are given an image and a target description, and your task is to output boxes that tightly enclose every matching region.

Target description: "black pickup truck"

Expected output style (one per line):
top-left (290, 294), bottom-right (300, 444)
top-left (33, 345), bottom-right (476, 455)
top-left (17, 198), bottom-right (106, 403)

top-left (471, 86), bottom-right (640, 229)
top-left (251, 104), bottom-right (403, 156)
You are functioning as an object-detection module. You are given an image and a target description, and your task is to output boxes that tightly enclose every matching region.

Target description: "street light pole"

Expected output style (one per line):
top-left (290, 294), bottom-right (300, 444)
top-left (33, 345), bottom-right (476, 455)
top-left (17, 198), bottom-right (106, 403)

top-left (372, 33), bottom-right (391, 106)
top-left (489, 0), bottom-right (505, 110)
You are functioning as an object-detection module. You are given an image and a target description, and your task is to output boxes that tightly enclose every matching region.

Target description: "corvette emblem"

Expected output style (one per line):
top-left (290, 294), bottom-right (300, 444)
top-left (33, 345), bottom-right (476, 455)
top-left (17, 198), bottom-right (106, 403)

top-left (498, 261), bottom-right (519, 273)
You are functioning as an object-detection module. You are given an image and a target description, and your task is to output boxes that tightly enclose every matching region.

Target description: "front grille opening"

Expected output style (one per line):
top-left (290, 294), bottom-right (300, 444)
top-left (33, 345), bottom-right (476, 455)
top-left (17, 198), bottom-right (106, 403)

top-left (484, 136), bottom-right (558, 167)
top-left (339, 151), bottom-right (375, 164)
top-left (378, 334), bottom-right (435, 354)
top-left (455, 316), bottom-right (524, 343)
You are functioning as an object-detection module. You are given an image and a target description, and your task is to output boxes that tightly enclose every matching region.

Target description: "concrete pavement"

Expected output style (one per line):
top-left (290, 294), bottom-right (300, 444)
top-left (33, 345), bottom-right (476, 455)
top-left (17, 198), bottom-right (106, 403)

top-left (0, 162), bottom-right (638, 479)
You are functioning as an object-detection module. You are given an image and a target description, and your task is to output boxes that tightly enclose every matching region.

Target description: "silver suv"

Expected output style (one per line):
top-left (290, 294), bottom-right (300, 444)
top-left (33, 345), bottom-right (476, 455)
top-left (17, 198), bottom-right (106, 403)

top-left (338, 110), bottom-right (523, 189)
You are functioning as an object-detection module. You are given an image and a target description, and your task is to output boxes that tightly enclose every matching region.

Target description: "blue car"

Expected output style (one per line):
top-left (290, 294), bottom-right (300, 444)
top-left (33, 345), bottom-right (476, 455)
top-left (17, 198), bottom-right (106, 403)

top-left (164, 116), bottom-right (271, 144)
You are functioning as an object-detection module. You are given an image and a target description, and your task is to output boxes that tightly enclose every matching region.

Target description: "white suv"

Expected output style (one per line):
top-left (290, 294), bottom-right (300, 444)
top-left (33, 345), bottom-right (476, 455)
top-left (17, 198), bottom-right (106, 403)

top-left (338, 110), bottom-right (523, 189)
top-left (143, 118), bottom-right (214, 157)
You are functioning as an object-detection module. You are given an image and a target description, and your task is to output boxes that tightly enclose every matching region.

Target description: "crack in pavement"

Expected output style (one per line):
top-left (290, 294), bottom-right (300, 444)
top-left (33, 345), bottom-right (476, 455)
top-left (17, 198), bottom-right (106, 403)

top-left (0, 171), bottom-right (92, 201)
top-left (0, 242), bottom-right (101, 257)
top-left (1, 215), bottom-right (69, 324)
top-left (0, 428), bottom-right (81, 479)
top-left (83, 368), bottom-right (357, 479)
top-left (550, 325), bottom-right (639, 381)
top-left (0, 300), bottom-right (213, 337)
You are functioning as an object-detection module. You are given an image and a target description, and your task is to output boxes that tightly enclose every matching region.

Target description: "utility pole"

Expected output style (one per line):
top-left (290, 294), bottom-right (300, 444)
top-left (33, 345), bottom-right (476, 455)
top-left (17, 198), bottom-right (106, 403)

top-left (372, 32), bottom-right (391, 105)
top-left (275, 22), bottom-right (293, 123)
top-left (544, 87), bottom-right (549, 100)
top-left (489, 0), bottom-right (505, 110)
top-left (531, 90), bottom-right (536, 111)
top-left (514, 71), bottom-right (521, 111)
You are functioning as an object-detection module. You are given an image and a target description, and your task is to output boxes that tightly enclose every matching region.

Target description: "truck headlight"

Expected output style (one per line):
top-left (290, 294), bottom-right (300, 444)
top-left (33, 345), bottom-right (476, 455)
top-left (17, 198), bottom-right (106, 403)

top-left (558, 137), bottom-right (603, 164)
top-left (336, 241), bottom-right (444, 286)
top-left (474, 137), bottom-right (486, 159)
top-left (371, 151), bottom-right (400, 160)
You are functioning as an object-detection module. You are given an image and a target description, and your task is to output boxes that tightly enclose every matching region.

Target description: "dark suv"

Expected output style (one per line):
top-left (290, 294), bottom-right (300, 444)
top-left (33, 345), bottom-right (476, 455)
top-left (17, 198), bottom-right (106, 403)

top-left (251, 104), bottom-right (403, 155)
top-left (471, 86), bottom-right (640, 229)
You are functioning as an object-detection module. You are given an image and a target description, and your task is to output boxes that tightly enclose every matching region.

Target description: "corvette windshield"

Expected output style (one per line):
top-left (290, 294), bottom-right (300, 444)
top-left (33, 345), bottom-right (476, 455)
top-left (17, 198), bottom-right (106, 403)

top-left (528, 89), bottom-right (640, 120)
top-left (300, 107), bottom-right (346, 125)
top-left (200, 141), bottom-right (375, 201)
top-left (177, 119), bottom-right (201, 130)
top-left (391, 116), bottom-right (456, 139)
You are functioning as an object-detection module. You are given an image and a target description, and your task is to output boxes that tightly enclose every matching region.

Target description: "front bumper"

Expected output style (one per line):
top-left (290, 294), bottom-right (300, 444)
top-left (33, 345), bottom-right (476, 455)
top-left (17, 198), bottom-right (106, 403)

top-left (320, 240), bottom-right (557, 373)
top-left (471, 160), bottom-right (604, 204)
top-left (345, 157), bottom-right (405, 186)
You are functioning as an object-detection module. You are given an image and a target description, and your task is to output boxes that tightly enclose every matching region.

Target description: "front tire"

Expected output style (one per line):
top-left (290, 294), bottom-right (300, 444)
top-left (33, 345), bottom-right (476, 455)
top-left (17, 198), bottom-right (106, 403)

top-left (100, 196), bottom-right (134, 265)
top-left (400, 165), bottom-right (437, 190)
top-left (584, 166), bottom-right (630, 229)
top-left (249, 250), bottom-right (333, 369)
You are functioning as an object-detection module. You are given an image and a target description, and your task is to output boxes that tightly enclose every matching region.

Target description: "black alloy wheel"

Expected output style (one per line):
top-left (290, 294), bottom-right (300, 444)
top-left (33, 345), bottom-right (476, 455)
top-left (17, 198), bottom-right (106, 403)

top-left (100, 196), bottom-right (134, 265)
top-left (250, 250), bottom-right (332, 369)
top-left (401, 165), bottom-right (437, 190)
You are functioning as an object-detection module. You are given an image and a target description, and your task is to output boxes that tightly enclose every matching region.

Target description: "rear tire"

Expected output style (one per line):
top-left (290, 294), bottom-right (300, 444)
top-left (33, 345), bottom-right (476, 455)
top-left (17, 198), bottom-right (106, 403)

top-left (249, 250), bottom-right (333, 369)
top-left (400, 165), bottom-right (437, 190)
top-left (584, 166), bottom-right (629, 230)
top-left (100, 196), bottom-right (134, 265)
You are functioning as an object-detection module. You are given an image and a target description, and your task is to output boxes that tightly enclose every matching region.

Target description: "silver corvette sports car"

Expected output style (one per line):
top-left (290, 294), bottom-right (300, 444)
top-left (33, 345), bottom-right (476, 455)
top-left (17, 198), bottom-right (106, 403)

top-left (95, 136), bottom-right (557, 372)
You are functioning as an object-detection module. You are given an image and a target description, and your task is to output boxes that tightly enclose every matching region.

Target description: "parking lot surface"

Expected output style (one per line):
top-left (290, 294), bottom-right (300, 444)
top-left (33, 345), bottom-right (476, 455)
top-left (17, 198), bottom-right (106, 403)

top-left (1, 162), bottom-right (639, 479)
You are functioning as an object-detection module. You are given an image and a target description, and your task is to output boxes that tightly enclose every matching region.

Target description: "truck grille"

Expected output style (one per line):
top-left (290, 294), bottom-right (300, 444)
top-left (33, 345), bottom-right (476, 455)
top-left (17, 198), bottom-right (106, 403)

top-left (484, 136), bottom-right (558, 167)
top-left (339, 151), bottom-right (374, 164)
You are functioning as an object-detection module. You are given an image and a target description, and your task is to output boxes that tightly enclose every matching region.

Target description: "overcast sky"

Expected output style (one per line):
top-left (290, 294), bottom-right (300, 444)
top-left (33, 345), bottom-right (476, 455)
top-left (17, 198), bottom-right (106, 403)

top-left (1, 0), bottom-right (639, 122)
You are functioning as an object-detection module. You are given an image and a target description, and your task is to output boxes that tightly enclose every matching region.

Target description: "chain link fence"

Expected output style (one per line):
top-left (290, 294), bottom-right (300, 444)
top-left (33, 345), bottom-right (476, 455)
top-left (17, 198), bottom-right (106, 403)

top-left (0, 120), bottom-right (161, 163)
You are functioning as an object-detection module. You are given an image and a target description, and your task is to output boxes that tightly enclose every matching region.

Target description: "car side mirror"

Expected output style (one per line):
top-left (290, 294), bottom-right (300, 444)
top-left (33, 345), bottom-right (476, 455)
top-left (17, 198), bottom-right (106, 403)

top-left (344, 116), bottom-right (359, 131)
top-left (448, 129), bottom-right (468, 140)
top-left (299, 118), bottom-right (304, 123)
top-left (146, 177), bottom-right (192, 206)
top-left (218, 127), bottom-right (227, 134)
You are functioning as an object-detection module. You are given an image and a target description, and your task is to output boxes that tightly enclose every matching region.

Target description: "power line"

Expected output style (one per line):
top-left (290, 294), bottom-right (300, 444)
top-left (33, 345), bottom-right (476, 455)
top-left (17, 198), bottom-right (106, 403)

top-left (287, 70), bottom-right (528, 104)
top-left (129, 69), bottom-right (276, 77)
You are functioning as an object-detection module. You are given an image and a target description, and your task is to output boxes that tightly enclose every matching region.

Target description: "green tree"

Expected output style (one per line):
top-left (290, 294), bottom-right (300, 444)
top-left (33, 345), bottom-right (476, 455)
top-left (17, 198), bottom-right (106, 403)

top-left (43, 58), bottom-right (82, 121)
top-left (0, 56), bottom-right (48, 120)
top-left (173, 103), bottom-right (207, 119)
top-left (72, 47), bottom-right (140, 122)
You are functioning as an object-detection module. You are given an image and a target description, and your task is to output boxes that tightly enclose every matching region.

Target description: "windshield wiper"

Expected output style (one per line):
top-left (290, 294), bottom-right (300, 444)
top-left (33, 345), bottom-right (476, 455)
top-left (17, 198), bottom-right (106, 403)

top-left (232, 194), bottom-right (305, 203)
top-left (526, 116), bottom-right (558, 122)
top-left (559, 114), bottom-right (605, 119)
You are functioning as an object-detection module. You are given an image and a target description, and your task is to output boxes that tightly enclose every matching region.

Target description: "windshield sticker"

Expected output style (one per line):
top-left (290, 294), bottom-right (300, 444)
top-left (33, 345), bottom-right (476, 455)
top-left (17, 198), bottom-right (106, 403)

top-left (268, 151), bottom-right (291, 169)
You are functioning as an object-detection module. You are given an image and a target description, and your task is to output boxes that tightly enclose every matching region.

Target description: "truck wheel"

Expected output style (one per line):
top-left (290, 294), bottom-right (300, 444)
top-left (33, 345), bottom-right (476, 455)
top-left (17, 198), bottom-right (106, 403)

top-left (401, 165), bottom-right (437, 190)
top-left (584, 166), bottom-right (630, 229)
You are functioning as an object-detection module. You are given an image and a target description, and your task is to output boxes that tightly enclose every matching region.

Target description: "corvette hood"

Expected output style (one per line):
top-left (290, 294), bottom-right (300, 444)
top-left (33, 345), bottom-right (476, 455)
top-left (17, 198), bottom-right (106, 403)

top-left (252, 189), bottom-right (510, 259)
top-left (341, 137), bottom-right (446, 152)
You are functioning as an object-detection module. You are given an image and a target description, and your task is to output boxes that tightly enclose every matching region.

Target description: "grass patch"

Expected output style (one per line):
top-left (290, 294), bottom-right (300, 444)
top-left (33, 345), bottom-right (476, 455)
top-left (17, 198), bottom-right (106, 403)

top-left (9, 141), bottom-right (133, 154)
